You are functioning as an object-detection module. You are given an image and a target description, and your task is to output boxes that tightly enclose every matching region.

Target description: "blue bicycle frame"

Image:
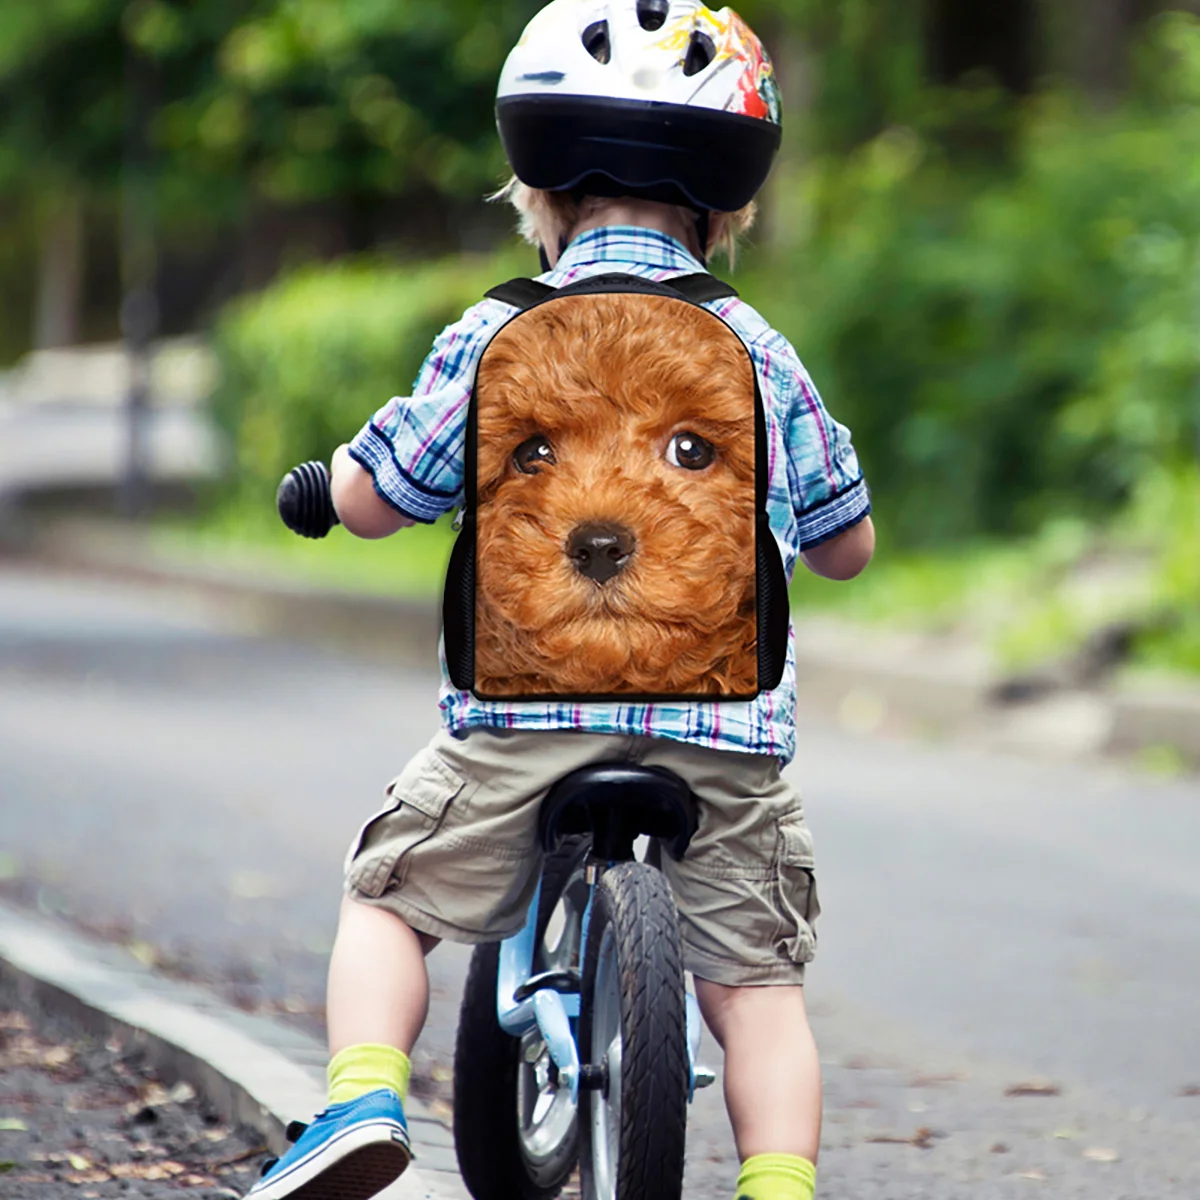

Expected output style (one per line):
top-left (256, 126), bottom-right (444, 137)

top-left (494, 866), bottom-right (709, 1106)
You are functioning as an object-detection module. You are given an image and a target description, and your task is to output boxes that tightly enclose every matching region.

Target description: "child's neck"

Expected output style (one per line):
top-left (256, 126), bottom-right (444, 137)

top-left (562, 198), bottom-right (703, 263)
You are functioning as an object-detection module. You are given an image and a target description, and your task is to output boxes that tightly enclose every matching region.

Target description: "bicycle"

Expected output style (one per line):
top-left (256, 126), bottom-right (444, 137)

top-left (277, 461), bottom-right (717, 1200)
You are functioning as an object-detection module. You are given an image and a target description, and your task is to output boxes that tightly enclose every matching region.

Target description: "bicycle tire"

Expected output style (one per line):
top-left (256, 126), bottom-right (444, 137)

top-left (578, 862), bottom-right (688, 1200)
top-left (453, 836), bottom-right (590, 1200)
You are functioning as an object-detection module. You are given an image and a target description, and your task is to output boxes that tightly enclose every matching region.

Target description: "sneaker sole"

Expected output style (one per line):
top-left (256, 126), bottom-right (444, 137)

top-left (250, 1121), bottom-right (412, 1200)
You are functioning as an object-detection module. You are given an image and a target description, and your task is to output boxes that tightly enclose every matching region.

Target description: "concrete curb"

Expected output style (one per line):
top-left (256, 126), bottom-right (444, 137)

top-left (7, 523), bottom-right (1200, 770)
top-left (0, 902), bottom-right (465, 1200)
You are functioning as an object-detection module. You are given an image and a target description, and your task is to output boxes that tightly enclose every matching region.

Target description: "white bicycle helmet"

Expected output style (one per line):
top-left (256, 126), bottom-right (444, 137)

top-left (496, 0), bottom-right (782, 213)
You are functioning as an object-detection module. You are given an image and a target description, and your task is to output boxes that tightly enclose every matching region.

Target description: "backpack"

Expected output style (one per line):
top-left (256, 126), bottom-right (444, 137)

top-left (443, 271), bottom-right (788, 701)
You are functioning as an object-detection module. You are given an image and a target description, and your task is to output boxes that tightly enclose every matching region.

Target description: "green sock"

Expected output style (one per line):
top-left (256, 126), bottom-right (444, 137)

top-left (327, 1043), bottom-right (412, 1106)
top-left (735, 1153), bottom-right (817, 1200)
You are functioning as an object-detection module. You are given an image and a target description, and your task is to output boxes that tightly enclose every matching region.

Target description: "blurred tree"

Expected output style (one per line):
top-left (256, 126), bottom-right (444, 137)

top-left (0, 0), bottom-right (543, 350)
top-left (926, 0), bottom-right (1039, 94)
top-left (0, 0), bottom-right (126, 347)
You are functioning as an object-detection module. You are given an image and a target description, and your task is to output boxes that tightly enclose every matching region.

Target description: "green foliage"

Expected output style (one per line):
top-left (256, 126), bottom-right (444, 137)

top-left (151, 507), bottom-right (455, 598)
top-left (211, 245), bottom-right (529, 508)
top-left (1123, 463), bottom-right (1200, 673)
top-left (741, 13), bottom-right (1200, 547)
top-left (153, 0), bottom-right (541, 214)
top-left (0, 0), bottom-right (542, 225)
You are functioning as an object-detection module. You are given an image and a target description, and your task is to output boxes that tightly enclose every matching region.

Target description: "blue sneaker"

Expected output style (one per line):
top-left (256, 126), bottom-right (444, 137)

top-left (246, 1089), bottom-right (412, 1200)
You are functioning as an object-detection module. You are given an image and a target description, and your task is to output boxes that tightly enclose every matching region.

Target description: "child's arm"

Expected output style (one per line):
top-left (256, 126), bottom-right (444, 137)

top-left (332, 298), bottom-right (507, 541)
top-left (800, 515), bottom-right (874, 580)
top-left (777, 341), bottom-right (874, 581)
top-left (330, 443), bottom-right (415, 539)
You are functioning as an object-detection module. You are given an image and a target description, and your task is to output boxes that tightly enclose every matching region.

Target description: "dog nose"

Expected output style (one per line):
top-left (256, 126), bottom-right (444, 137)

top-left (566, 523), bottom-right (635, 584)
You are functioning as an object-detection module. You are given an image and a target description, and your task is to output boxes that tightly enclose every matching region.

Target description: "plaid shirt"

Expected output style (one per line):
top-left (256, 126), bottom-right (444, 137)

top-left (350, 227), bottom-right (869, 763)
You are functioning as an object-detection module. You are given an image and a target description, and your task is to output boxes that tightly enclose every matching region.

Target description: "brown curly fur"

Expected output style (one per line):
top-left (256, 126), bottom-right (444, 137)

top-left (473, 293), bottom-right (759, 698)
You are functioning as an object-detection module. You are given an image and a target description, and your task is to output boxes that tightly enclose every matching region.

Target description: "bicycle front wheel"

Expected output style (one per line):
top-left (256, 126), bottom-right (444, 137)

top-left (453, 835), bottom-right (590, 1200)
top-left (578, 862), bottom-right (688, 1200)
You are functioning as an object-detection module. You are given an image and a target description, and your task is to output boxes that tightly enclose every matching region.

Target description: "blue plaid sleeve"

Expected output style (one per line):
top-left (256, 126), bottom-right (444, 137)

top-left (773, 344), bottom-right (871, 550)
top-left (348, 300), bottom-right (507, 522)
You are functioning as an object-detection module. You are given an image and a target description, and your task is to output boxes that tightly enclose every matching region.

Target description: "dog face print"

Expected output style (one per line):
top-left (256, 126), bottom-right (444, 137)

top-left (473, 293), bottom-right (759, 698)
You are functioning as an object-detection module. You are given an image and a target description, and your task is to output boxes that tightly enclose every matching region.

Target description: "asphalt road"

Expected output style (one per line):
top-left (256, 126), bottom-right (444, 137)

top-left (3, 562), bottom-right (1199, 1198)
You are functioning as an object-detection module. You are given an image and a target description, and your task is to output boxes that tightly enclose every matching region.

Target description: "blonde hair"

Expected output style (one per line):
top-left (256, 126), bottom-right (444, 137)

top-left (492, 178), bottom-right (757, 267)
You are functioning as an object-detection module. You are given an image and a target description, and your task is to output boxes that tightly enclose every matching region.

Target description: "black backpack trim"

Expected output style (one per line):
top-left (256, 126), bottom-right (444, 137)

top-left (446, 272), bottom-right (788, 698)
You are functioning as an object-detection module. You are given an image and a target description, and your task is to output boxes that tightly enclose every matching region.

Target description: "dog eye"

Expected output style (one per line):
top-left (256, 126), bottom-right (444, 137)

top-left (513, 435), bottom-right (557, 474)
top-left (665, 432), bottom-right (715, 470)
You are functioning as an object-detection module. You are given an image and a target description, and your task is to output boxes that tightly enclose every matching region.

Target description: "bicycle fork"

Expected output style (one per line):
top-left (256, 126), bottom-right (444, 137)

top-left (496, 872), bottom-right (716, 1105)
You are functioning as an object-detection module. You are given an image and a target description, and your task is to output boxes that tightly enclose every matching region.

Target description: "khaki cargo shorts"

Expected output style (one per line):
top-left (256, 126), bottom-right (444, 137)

top-left (344, 728), bottom-right (819, 986)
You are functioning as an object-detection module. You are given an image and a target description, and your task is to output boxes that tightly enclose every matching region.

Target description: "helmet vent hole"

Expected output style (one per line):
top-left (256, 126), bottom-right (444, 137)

top-left (682, 31), bottom-right (716, 76)
top-left (637, 0), bottom-right (670, 31)
top-left (582, 20), bottom-right (611, 64)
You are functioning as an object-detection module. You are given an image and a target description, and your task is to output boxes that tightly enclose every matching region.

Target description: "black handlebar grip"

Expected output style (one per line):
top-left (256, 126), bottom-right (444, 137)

top-left (277, 461), bottom-right (340, 539)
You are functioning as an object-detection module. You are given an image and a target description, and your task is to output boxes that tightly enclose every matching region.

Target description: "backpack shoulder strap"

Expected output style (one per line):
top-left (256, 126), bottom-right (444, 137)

top-left (666, 273), bottom-right (740, 305)
top-left (485, 278), bottom-right (557, 311)
top-left (486, 272), bottom-right (738, 312)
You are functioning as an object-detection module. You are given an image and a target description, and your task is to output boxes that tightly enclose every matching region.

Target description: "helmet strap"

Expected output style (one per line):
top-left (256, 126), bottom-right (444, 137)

top-left (538, 244), bottom-right (552, 273)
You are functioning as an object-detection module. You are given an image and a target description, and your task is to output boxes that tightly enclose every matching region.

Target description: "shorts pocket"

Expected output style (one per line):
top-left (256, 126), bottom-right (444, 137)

top-left (345, 748), bottom-right (468, 899)
top-left (773, 814), bottom-right (820, 965)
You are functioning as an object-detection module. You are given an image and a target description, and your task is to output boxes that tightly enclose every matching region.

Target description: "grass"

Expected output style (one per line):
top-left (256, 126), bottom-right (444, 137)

top-left (150, 505), bottom-right (456, 598)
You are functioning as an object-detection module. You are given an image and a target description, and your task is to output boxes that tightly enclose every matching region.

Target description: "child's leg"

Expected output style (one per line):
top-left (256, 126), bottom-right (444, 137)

top-left (327, 895), bottom-right (437, 1057)
top-left (694, 979), bottom-right (821, 1163)
top-left (639, 737), bottom-right (822, 1197)
top-left (250, 729), bottom-right (636, 1200)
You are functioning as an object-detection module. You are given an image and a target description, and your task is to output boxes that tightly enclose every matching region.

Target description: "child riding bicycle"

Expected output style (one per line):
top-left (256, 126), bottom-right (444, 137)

top-left (248, 4), bottom-right (874, 1200)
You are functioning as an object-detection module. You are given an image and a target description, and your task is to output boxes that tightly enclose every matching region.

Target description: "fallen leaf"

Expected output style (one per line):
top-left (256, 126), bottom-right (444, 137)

top-left (14, 1172), bottom-right (55, 1183)
top-left (168, 1081), bottom-right (196, 1104)
top-left (0, 1013), bottom-right (30, 1032)
top-left (430, 1065), bottom-right (453, 1083)
top-left (139, 1082), bottom-right (171, 1107)
top-left (991, 1143), bottom-right (1009, 1154)
top-left (126, 940), bottom-right (158, 967)
top-left (41, 1045), bottom-right (73, 1068)
top-left (111, 1160), bottom-right (186, 1181)
top-left (1005, 1080), bottom-right (1061, 1097)
top-left (68, 1154), bottom-right (91, 1170)
top-left (1082, 1147), bottom-right (1119, 1163)
top-left (865, 1126), bottom-right (939, 1150)
top-left (66, 1170), bottom-right (112, 1184)
top-left (0, 1119), bottom-right (27, 1132)
top-left (204, 1144), bottom-right (268, 1169)
top-left (0, 1162), bottom-right (16, 1174)
top-left (909, 1072), bottom-right (966, 1087)
top-left (1179, 1084), bottom-right (1200, 1097)
top-left (1017, 1168), bottom-right (1047, 1180)
top-left (1052, 1129), bottom-right (1077, 1139)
